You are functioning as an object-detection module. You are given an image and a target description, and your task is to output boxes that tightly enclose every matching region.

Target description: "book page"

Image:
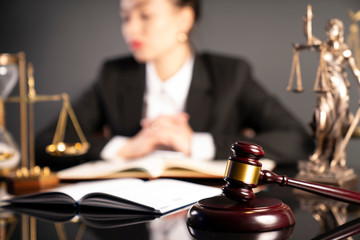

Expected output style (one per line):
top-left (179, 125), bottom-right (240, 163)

top-left (57, 155), bottom-right (276, 180)
top-left (57, 150), bottom-right (213, 179)
top-left (162, 158), bottom-right (226, 176)
top-left (87, 178), bottom-right (222, 214)
top-left (57, 157), bottom-right (165, 179)
top-left (53, 178), bottom-right (145, 202)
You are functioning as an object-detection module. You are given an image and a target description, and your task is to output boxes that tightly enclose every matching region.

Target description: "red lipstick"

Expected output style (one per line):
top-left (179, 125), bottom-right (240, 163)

top-left (130, 41), bottom-right (143, 50)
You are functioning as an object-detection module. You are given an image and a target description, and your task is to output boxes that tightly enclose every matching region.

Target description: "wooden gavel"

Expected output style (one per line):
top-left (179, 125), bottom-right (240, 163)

top-left (187, 141), bottom-right (360, 234)
top-left (223, 141), bottom-right (360, 205)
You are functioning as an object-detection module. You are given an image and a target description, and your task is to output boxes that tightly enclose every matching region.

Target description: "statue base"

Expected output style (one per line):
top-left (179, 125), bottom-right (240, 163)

top-left (296, 160), bottom-right (358, 189)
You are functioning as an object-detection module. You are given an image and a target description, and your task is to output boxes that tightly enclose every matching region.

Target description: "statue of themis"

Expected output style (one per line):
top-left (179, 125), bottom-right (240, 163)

top-left (287, 5), bottom-right (360, 186)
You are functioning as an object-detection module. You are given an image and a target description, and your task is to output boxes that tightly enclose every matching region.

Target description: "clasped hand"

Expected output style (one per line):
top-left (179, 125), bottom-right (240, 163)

top-left (117, 113), bottom-right (193, 159)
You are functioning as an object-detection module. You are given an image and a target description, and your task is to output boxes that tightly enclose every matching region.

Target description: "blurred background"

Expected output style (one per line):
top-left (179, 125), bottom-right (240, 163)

top-left (0, 0), bottom-right (360, 167)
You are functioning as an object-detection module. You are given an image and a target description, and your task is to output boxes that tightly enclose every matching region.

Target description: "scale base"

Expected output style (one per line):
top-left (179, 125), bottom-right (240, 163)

top-left (6, 168), bottom-right (59, 195)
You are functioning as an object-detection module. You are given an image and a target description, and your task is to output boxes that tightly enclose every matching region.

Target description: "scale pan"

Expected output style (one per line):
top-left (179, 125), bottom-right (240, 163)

top-left (46, 142), bottom-right (90, 157)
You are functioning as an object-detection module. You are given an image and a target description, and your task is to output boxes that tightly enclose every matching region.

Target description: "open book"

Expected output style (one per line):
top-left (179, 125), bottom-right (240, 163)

top-left (3, 178), bottom-right (222, 227)
top-left (57, 154), bottom-right (276, 180)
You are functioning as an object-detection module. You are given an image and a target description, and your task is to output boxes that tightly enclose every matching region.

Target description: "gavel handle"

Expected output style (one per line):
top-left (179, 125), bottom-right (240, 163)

top-left (260, 170), bottom-right (360, 205)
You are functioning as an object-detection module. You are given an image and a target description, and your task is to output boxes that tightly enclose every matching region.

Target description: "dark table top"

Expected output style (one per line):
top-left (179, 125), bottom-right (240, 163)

top-left (1, 165), bottom-right (360, 240)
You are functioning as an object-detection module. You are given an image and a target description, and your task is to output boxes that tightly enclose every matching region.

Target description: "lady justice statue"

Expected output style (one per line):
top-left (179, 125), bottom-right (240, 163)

top-left (287, 5), bottom-right (360, 187)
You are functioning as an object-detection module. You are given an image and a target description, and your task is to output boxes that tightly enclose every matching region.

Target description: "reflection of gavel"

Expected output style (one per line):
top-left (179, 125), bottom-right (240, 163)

top-left (223, 141), bottom-right (360, 205)
top-left (187, 141), bottom-right (360, 236)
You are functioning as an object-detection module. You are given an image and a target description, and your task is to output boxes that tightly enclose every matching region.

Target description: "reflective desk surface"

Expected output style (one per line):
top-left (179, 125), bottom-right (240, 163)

top-left (1, 165), bottom-right (360, 240)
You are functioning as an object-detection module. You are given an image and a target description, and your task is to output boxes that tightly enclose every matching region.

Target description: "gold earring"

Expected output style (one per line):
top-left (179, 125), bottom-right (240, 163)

top-left (177, 32), bottom-right (188, 43)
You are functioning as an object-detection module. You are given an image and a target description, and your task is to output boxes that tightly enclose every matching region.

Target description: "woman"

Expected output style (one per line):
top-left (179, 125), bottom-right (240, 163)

top-left (36, 0), bottom-right (314, 170)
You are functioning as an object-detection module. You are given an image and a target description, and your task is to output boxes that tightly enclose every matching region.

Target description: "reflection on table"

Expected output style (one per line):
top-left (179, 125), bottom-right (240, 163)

top-left (1, 166), bottom-right (360, 240)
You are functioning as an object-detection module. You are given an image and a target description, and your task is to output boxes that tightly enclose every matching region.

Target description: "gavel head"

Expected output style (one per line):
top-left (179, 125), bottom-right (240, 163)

top-left (222, 141), bottom-right (264, 202)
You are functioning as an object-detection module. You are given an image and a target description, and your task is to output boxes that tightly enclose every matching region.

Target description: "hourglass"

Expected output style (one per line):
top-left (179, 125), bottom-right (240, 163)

top-left (0, 52), bottom-right (89, 194)
top-left (0, 54), bottom-right (21, 173)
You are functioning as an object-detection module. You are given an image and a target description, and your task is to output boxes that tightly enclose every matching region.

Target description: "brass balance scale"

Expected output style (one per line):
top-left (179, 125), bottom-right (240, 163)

top-left (0, 52), bottom-right (89, 195)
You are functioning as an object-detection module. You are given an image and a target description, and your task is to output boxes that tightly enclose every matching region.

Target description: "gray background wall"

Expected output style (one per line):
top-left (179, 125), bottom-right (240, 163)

top-left (1, 0), bottom-right (360, 167)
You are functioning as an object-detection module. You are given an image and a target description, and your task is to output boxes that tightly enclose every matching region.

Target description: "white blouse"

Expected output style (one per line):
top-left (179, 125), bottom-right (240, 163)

top-left (100, 56), bottom-right (215, 161)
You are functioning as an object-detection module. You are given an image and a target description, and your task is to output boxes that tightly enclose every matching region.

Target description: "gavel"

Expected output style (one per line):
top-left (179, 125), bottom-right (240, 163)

top-left (223, 141), bottom-right (360, 205)
top-left (187, 141), bottom-right (360, 235)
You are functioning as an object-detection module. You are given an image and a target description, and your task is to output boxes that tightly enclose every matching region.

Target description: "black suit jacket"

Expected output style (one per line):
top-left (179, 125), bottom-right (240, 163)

top-left (36, 53), bottom-right (314, 170)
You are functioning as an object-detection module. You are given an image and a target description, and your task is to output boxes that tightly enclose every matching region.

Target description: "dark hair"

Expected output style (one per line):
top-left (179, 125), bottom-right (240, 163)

top-left (174, 0), bottom-right (201, 22)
